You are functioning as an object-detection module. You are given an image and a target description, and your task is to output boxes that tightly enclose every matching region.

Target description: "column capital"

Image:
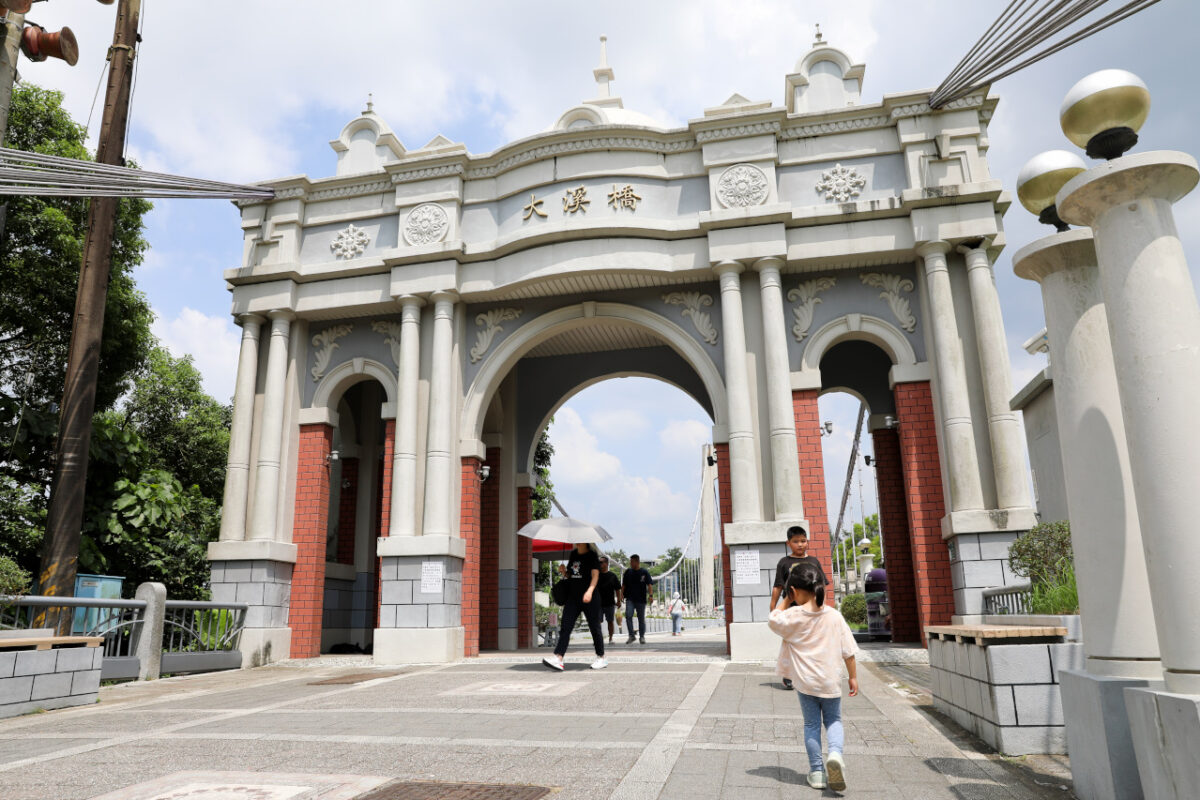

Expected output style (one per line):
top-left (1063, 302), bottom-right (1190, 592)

top-left (429, 289), bottom-right (459, 305)
top-left (1012, 228), bottom-right (1098, 284)
top-left (1057, 150), bottom-right (1199, 228)
top-left (751, 256), bottom-right (785, 273)
top-left (713, 260), bottom-right (745, 277)
top-left (398, 294), bottom-right (426, 310)
top-left (266, 309), bottom-right (296, 322)
top-left (236, 313), bottom-right (266, 328)
top-left (956, 239), bottom-right (994, 268)
top-left (914, 240), bottom-right (952, 260)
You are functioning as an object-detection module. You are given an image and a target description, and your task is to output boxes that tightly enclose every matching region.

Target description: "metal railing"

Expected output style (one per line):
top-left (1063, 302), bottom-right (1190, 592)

top-left (981, 582), bottom-right (1033, 615)
top-left (1, 583), bottom-right (247, 681)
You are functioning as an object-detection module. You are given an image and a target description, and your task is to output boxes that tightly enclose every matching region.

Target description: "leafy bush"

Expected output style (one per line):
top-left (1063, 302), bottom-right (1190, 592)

top-left (1009, 520), bottom-right (1073, 586)
top-left (839, 593), bottom-right (867, 626)
top-left (1028, 559), bottom-right (1079, 615)
top-left (0, 554), bottom-right (30, 596)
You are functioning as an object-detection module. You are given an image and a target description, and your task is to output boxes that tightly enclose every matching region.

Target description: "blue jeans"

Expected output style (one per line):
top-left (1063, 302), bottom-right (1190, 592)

top-left (797, 692), bottom-right (843, 772)
top-left (671, 612), bottom-right (682, 634)
top-left (625, 600), bottom-right (646, 637)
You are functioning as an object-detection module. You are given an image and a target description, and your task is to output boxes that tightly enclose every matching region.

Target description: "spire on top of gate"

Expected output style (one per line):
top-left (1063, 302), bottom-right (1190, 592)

top-left (785, 25), bottom-right (866, 115)
top-left (551, 35), bottom-right (666, 132)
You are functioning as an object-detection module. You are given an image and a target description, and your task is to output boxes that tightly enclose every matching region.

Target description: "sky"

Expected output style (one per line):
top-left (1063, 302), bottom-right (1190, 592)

top-left (16, 0), bottom-right (1200, 562)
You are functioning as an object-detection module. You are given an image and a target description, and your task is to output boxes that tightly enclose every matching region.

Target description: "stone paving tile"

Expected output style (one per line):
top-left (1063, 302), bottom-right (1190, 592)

top-left (0, 738), bottom-right (102, 765)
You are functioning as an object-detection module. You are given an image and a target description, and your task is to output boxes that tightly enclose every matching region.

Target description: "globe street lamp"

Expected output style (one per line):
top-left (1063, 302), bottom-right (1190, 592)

top-left (1016, 150), bottom-right (1086, 231)
top-left (1059, 69), bottom-right (1150, 160)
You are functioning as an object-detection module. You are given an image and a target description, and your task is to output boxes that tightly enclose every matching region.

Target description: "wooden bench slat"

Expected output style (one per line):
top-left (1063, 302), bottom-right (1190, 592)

top-left (0, 635), bottom-right (103, 650)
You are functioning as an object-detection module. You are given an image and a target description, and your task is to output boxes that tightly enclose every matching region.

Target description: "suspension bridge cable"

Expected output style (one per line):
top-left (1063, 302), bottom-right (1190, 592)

top-left (833, 402), bottom-right (867, 576)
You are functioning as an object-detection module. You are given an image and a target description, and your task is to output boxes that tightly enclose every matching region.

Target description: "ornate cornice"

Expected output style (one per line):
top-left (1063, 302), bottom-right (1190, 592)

top-left (890, 94), bottom-right (985, 119)
top-left (694, 120), bottom-right (781, 144)
top-left (464, 135), bottom-right (696, 179)
top-left (780, 115), bottom-right (891, 139)
top-left (309, 180), bottom-right (390, 201)
top-left (390, 162), bottom-right (466, 184)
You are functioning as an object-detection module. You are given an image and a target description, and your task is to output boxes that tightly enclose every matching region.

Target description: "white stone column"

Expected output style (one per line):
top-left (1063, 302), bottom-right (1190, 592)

top-left (915, 241), bottom-right (984, 512)
top-left (219, 313), bottom-right (264, 542)
top-left (960, 244), bottom-right (1033, 512)
top-left (422, 291), bottom-right (458, 536)
top-left (754, 257), bottom-right (805, 522)
top-left (247, 311), bottom-right (293, 541)
top-left (1058, 151), bottom-right (1200, 694)
top-left (1014, 229), bottom-right (1160, 677)
top-left (700, 444), bottom-right (716, 613)
top-left (715, 262), bottom-right (761, 524)
top-left (390, 296), bottom-right (423, 537)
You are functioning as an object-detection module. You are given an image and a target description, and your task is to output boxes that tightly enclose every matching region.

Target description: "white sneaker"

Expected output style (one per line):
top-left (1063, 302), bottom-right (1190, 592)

top-left (807, 770), bottom-right (827, 789)
top-left (591, 657), bottom-right (608, 670)
top-left (542, 655), bottom-right (564, 671)
top-left (826, 752), bottom-right (846, 791)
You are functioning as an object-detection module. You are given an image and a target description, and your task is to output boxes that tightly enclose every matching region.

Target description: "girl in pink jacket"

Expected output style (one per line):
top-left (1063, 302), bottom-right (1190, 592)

top-left (767, 562), bottom-right (859, 792)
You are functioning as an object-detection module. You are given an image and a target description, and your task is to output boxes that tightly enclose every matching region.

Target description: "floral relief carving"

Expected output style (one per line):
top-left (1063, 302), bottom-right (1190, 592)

top-left (715, 164), bottom-right (769, 208)
top-left (403, 203), bottom-right (449, 245)
top-left (329, 224), bottom-right (370, 259)
top-left (470, 308), bottom-right (522, 363)
top-left (662, 292), bottom-right (719, 346)
top-left (815, 163), bottom-right (867, 203)
top-left (860, 272), bottom-right (917, 332)
top-left (786, 278), bottom-right (837, 341)
top-left (310, 324), bottom-right (353, 381)
top-left (371, 321), bottom-right (403, 369)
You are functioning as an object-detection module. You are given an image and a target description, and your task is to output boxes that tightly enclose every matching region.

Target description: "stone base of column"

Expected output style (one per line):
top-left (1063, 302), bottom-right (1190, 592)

top-left (210, 559), bottom-right (293, 667)
top-left (1060, 669), bottom-right (1153, 800)
top-left (497, 628), bottom-right (518, 651)
top-left (374, 627), bottom-right (465, 664)
top-left (237, 628), bottom-right (293, 668)
top-left (378, 555), bottom-right (462, 628)
top-left (728, 621), bottom-right (781, 662)
top-left (1125, 684), bottom-right (1200, 800)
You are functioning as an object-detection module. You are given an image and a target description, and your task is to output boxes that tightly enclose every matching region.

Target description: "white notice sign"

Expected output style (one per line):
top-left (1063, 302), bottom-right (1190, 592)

top-left (734, 550), bottom-right (761, 585)
top-left (420, 561), bottom-right (443, 594)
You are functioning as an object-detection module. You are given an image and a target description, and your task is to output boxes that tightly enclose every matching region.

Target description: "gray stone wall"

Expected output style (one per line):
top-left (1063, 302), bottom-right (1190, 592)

top-left (379, 555), bottom-right (462, 628)
top-left (948, 532), bottom-right (1024, 617)
top-left (210, 560), bottom-right (292, 629)
top-left (498, 569), bottom-right (517, 631)
top-left (322, 572), bottom-right (375, 633)
top-left (0, 645), bottom-right (103, 719)
top-left (729, 542), bottom-right (786, 624)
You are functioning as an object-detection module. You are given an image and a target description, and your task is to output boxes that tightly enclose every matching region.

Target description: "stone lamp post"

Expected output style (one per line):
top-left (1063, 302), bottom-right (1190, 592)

top-left (1053, 69), bottom-right (1200, 800)
top-left (1014, 148), bottom-right (1161, 800)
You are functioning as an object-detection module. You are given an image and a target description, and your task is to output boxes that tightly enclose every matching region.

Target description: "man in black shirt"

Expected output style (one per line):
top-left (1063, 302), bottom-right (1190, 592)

top-left (620, 554), bottom-right (654, 644)
top-left (596, 556), bottom-right (622, 643)
top-left (771, 525), bottom-right (829, 689)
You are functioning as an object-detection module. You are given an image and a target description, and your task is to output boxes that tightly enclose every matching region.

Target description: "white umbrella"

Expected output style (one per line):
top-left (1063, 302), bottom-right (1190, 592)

top-left (516, 516), bottom-right (613, 544)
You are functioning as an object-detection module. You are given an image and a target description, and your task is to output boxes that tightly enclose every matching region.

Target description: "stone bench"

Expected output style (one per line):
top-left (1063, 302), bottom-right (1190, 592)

top-left (926, 624), bottom-right (1082, 755)
top-left (0, 635), bottom-right (105, 719)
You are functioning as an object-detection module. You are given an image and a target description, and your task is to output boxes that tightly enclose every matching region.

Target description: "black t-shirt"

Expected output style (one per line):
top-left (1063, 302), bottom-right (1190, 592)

top-left (565, 549), bottom-right (602, 604)
top-left (774, 554), bottom-right (828, 589)
top-left (621, 567), bottom-right (654, 603)
top-left (596, 571), bottom-right (621, 607)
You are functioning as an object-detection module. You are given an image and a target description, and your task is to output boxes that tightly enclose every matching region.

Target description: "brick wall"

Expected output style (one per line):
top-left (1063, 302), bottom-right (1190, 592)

top-left (792, 390), bottom-right (834, 582)
top-left (288, 423), bottom-right (333, 658)
top-left (335, 457), bottom-right (358, 565)
top-left (479, 448), bottom-right (501, 651)
top-left (460, 457), bottom-right (482, 657)
top-left (517, 486), bottom-right (533, 648)
top-left (714, 442), bottom-right (732, 654)
top-left (872, 428), bottom-right (921, 643)
top-left (374, 420), bottom-right (395, 631)
top-left (893, 381), bottom-right (955, 638)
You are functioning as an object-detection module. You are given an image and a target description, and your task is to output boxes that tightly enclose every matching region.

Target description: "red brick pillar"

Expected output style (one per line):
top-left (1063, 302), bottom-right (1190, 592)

top-left (460, 456), bottom-right (482, 657)
top-left (871, 428), bottom-right (921, 643)
top-left (374, 420), bottom-right (395, 630)
top-left (517, 486), bottom-right (534, 649)
top-left (335, 458), bottom-right (358, 565)
top-left (792, 390), bottom-right (834, 582)
top-left (893, 381), bottom-right (955, 640)
top-left (479, 448), bottom-right (501, 651)
top-left (714, 443), bottom-right (733, 654)
top-left (289, 423), bottom-right (332, 658)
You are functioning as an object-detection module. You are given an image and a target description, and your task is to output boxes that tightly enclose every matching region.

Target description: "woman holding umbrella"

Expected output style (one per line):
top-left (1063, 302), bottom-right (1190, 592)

top-left (543, 541), bottom-right (607, 671)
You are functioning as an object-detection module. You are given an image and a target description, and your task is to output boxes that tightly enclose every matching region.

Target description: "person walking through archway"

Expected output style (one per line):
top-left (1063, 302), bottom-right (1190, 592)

top-left (770, 526), bottom-right (828, 689)
top-left (596, 556), bottom-right (622, 643)
top-left (620, 554), bottom-right (654, 644)
top-left (668, 592), bottom-right (687, 635)
top-left (543, 542), bottom-right (607, 671)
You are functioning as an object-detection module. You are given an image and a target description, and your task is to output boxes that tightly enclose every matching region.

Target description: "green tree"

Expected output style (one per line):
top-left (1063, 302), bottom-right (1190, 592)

top-left (650, 546), bottom-right (683, 577)
top-left (530, 426), bottom-right (555, 520)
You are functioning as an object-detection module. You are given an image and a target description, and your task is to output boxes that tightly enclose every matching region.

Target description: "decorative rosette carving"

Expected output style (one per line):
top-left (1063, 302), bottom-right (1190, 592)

top-left (815, 163), bottom-right (867, 203)
top-left (715, 164), bottom-right (769, 208)
top-left (310, 324), bottom-right (353, 381)
top-left (786, 278), bottom-right (837, 341)
top-left (470, 307), bottom-right (522, 363)
top-left (860, 272), bottom-right (917, 332)
top-left (662, 292), bottom-right (719, 345)
top-left (403, 203), bottom-right (449, 245)
top-left (330, 224), bottom-right (370, 259)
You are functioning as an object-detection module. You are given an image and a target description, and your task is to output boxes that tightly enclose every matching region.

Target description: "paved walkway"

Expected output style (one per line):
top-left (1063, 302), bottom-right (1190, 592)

top-left (0, 632), bottom-right (1074, 800)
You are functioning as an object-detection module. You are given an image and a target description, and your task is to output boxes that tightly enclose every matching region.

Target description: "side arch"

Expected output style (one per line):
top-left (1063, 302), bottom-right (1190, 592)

top-left (312, 357), bottom-right (397, 411)
top-left (800, 313), bottom-right (917, 373)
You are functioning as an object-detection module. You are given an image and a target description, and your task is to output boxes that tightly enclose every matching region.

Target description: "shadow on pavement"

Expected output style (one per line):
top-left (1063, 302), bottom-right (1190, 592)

top-left (746, 766), bottom-right (807, 786)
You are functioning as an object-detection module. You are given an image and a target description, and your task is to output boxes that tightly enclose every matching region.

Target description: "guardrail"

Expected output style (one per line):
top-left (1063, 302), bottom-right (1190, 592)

top-left (981, 582), bottom-right (1033, 615)
top-left (0, 583), bottom-right (247, 681)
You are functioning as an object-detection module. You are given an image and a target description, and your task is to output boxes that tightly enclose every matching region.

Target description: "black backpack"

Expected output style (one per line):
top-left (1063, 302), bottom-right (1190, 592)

top-left (551, 579), bottom-right (569, 606)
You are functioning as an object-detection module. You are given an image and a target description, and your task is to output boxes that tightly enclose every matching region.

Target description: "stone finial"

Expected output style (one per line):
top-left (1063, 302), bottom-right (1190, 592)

top-left (365, 92), bottom-right (374, 114)
top-left (594, 35), bottom-right (615, 98)
top-left (813, 23), bottom-right (824, 46)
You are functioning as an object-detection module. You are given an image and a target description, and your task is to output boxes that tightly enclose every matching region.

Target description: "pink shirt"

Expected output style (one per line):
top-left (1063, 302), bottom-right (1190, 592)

top-left (767, 604), bottom-right (858, 698)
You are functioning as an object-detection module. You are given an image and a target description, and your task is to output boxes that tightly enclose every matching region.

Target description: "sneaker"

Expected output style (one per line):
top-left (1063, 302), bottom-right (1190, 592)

top-left (782, 678), bottom-right (793, 690)
top-left (639, 637), bottom-right (646, 644)
top-left (542, 655), bottom-right (564, 672)
top-left (626, 636), bottom-right (636, 644)
top-left (807, 770), bottom-right (827, 790)
top-left (826, 752), bottom-right (846, 791)
top-left (591, 657), bottom-right (608, 670)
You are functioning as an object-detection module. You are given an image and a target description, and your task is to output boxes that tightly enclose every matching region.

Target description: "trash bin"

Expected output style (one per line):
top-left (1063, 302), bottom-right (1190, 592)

top-left (864, 568), bottom-right (890, 639)
top-left (72, 574), bottom-right (124, 635)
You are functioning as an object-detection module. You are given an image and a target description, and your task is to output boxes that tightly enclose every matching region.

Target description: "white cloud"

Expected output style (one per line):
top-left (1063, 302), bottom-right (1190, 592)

top-left (546, 407), bottom-right (623, 486)
top-left (588, 408), bottom-right (651, 440)
top-left (151, 307), bottom-right (240, 403)
top-left (658, 419), bottom-right (709, 461)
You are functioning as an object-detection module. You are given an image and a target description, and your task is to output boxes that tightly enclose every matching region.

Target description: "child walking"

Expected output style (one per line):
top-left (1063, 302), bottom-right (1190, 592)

top-left (767, 563), bottom-right (859, 792)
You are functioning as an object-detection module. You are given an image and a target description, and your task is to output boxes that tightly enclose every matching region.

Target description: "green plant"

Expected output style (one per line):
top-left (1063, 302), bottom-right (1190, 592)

top-left (1028, 559), bottom-right (1079, 615)
top-left (839, 593), bottom-right (867, 627)
top-left (1009, 520), bottom-right (1073, 586)
top-left (0, 555), bottom-right (30, 596)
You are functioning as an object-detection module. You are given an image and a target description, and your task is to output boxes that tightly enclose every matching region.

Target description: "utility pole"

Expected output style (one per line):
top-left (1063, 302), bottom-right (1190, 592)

top-left (39, 0), bottom-right (140, 624)
top-left (0, 7), bottom-right (25, 238)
